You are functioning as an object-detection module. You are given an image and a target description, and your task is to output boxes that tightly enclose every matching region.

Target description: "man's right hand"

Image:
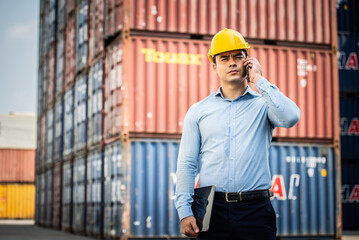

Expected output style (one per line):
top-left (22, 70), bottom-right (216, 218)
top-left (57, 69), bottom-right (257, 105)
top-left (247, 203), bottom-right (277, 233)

top-left (181, 216), bottom-right (200, 237)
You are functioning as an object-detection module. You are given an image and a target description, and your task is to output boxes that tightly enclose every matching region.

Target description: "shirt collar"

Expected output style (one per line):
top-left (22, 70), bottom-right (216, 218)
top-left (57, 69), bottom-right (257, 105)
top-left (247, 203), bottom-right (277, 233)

top-left (215, 86), bottom-right (256, 100)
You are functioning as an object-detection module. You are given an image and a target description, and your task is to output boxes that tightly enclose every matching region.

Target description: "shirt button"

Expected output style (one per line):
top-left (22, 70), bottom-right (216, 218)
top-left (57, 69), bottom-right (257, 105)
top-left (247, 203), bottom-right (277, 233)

top-left (230, 157), bottom-right (234, 160)
top-left (230, 178), bottom-right (233, 181)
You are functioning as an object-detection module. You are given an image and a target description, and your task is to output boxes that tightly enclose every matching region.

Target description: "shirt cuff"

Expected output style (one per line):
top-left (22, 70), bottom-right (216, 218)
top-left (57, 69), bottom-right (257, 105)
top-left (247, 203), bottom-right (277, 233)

top-left (177, 205), bottom-right (194, 221)
top-left (254, 77), bottom-right (271, 93)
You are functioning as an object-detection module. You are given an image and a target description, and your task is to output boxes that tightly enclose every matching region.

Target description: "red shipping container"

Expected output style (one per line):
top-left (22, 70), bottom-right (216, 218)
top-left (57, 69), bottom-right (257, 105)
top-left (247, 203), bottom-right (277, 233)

top-left (64, 15), bottom-right (76, 91)
top-left (46, 46), bottom-right (55, 108)
top-left (105, 0), bottom-right (332, 45)
top-left (0, 149), bottom-right (35, 182)
top-left (105, 36), bottom-right (336, 141)
top-left (89, 0), bottom-right (105, 62)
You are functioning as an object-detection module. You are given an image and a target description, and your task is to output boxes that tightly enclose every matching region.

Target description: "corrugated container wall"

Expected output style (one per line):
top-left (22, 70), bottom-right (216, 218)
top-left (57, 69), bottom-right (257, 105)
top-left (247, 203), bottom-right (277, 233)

top-left (88, 0), bottom-right (104, 62)
top-left (104, 36), bottom-right (335, 141)
top-left (66, 0), bottom-right (76, 16)
top-left (341, 160), bottom-right (359, 230)
top-left (75, 0), bottom-right (88, 73)
top-left (46, 108), bottom-right (54, 166)
top-left (87, 59), bottom-right (103, 147)
top-left (337, 0), bottom-right (359, 33)
top-left (0, 114), bottom-right (37, 149)
top-left (56, 31), bottom-right (65, 97)
top-left (74, 75), bottom-right (87, 151)
top-left (37, 115), bottom-right (46, 169)
top-left (86, 149), bottom-right (102, 236)
top-left (340, 96), bottom-right (359, 159)
top-left (72, 155), bottom-right (86, 233)
top-left (0, 149), bottom-right (35, 182)
top-left (45, 169), bottom-right (53, 227)
top-left (64, 15), bottom-right (75, 91)
top-left (105, 0), bottom-right (332, 45)
top-left (337, 33), bottom-right (359, 93)
top-left (0, 184), bottom-right (35, 219)
top-left (63, 88), bottom-right (74, 156)
top-left (62, 161), bottom-right (73, 231)
top-left (46, 45), bottom-right (56, 108)
top-left (54, 99), bottom-right (64, 160)
top-left (57, 0), bottom-right (66, 32)
top-left (52, 162), bottom-right (62, 229)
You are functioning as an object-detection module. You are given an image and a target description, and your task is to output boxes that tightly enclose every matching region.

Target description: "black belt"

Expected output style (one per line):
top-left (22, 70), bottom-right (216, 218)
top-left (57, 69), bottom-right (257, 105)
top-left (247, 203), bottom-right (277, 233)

top-left (215, 190), bottom-right (273, 202)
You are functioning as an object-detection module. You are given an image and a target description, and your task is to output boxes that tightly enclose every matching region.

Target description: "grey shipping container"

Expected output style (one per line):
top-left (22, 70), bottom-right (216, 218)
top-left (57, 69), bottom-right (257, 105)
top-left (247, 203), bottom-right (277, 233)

top-left (63, 88), bottom-right (74, 156)
top-left (46, 108), bottom-right (54, 166)
top-left (45, 169), bottom-right (53, 227)
top-left (72, 155), bottom-right (86, 233)
top-left (54, 99), bottom-right (64, 161)
top-left (75, 0), bottom-right (88, 73)
top-left (74, 74), bottom-right (87, 152)
top-left (62, 160), bottom-right (73, 231)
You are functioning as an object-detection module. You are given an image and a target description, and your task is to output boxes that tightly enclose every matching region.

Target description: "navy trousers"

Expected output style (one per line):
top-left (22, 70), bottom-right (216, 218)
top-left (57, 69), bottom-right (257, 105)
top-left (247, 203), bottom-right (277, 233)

top-left (197, 195), bottom-right (277, 240)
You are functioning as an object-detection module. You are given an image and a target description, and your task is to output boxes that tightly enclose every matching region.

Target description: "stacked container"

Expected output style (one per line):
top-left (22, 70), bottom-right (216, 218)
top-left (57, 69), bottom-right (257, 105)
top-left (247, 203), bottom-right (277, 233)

top-left (0, 114), bottom-right (36, 219)
top-left (337, 0), bottom-right (359, 230)
top-left (35, 0), bottom-right (342, 238)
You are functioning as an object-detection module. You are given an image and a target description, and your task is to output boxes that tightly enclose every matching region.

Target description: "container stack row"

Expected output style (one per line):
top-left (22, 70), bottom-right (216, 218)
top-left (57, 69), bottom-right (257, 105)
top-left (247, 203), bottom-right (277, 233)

top-left (337, 0), bottom-right (359, 230)
top-left (0, 114), bottom-right (36, 219)
top-left (35, 0), bottom-right (341, 239)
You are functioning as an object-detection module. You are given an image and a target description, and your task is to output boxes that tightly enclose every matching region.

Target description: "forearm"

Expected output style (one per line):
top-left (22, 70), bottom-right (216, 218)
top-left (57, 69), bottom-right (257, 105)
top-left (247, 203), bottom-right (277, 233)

top-left (255, 77), bottom-right (300, 128)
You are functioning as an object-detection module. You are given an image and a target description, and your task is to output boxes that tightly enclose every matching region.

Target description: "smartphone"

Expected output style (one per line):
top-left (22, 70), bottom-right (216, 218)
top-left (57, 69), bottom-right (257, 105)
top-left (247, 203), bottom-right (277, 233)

top-left (246, 65), bottom-right (250, 83)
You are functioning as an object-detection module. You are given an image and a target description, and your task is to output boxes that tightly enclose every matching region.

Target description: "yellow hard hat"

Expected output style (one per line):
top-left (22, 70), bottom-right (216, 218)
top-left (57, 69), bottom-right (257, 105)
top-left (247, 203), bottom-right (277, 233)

top-left (208, 28), bottom-right (250, 63)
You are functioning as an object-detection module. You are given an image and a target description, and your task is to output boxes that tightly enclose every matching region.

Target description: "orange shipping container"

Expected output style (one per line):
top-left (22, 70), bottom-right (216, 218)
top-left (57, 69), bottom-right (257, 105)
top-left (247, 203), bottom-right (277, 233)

top-left (104, 36), bottom-right (337, 142)
top-left (0, 184), bottom-right (35, 219)
top-left (0, 149), bottom-right (35, 182)
top-left (105, 0), bottom-right (332, 45)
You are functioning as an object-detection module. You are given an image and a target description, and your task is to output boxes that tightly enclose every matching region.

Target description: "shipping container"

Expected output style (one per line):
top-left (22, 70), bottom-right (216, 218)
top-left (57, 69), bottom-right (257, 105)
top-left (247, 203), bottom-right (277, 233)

top-left (0, 184), bottom-right (35, 219)
top-left (104, 36), bottom-right (335, 141)
top-left (38, 15), bottom-right (47, 73)
top-left (38, 115), bottom-right (46, 169)
top-left (103, 141), bottom-right (123, 238)
top-left (63, 88), bottom-right (74, 156)
top-left (86, 149), bottom-right (102, 236)
top-left (37, 61), bottom-right (46, 116)
top-left (87, 59), bottom-right (103, 147)
top-left (56, 30), bottom-right (65, 97)
top-left (64, 15), bottom-right (75, 90)
top-left (342, 160), bottom-right (359, 230)
top-left (45, 0), bottom-right (57, 46)
top-left (88, 0), bottom-right (104, 62)
top-left (45, 169), bottom-right (53, 227)
top-left (57, 0), bottom-right (66, 32)
top-left (46, 108), bottom-right (54, 166)
top-left (340, 96), bottom-right (359, 159)
top-left (337, 0), bottom-right (359, 33)
top-left (46, 45), bottom-right (56, 108)
top-left (39, 173), bottom-right (46, 225)
top-left (35, 175), bottom-right (41, 223)
top-left (75, 0), bottom-right (89, 73)
top-left (104, 0), bottom-right (332, 45)
top-left (72, 155), bottom-right (86, 233)
top-left (337, 33), bottom-right (359, 93)
top-left (54, 99), bottom-right (64, 161)
top-left (66, 0), bottom-right (76, 16)
top-left (103, 139), bottom-right (337, 238)
top-left (0, 113), bottom-right (36, 149)
top-left (52, 161), bottom-right (62, 229)
top-left (74, 74), bottom-right (88, 151)
top-left (62, 160), bottom-right (73, 231)
top-left (0, 149), bottom-right (35, 182)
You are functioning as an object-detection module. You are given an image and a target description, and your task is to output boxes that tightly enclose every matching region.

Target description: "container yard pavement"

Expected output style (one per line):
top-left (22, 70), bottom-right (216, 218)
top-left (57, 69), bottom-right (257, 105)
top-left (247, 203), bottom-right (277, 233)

top-left (0, 222), bottom-right (94, 240)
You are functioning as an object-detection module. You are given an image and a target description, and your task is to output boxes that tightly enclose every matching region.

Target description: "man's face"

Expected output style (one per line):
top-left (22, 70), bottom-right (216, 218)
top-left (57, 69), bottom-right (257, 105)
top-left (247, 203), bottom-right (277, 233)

top-left (213, 50), bottom-right (246, 84)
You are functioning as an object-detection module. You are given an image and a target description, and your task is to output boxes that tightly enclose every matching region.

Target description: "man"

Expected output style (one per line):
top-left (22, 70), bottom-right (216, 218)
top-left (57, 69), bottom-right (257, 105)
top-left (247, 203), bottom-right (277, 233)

top-left (174, 28), bottom-right (300, 240)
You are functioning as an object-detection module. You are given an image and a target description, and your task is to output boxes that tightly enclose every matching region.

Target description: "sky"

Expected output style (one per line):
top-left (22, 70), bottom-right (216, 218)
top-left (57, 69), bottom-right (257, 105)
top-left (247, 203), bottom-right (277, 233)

top-left (0, 0), bottom-right (39, 115)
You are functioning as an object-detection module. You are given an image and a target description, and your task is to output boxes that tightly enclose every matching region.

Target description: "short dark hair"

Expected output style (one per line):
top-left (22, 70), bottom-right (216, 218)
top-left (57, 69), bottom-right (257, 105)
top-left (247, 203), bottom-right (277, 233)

top-left (212, 49), bottom-right (247, 64)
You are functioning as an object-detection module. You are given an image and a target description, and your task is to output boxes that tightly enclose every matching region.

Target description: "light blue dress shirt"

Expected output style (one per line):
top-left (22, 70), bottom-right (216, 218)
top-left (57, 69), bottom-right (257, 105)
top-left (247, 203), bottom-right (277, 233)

top-left (174, 77), bottom-right (300, 220)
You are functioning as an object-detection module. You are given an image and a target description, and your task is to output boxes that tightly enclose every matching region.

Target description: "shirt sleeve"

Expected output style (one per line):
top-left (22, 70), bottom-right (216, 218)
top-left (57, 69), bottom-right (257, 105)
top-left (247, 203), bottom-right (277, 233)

top-left (174, 105), bottom-right (201, 220)
top-left (255, 77), bottom-right (300, 128)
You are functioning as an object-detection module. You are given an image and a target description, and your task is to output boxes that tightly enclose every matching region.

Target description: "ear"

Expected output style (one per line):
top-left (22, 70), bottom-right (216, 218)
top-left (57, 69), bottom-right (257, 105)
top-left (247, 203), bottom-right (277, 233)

top-left (212, 63), bottom-right (217, 70)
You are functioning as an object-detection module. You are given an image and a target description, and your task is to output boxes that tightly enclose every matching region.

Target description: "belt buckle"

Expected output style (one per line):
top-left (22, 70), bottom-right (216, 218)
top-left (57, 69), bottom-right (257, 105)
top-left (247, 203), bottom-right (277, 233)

top-left (225, 192), bottom-right (240, 202)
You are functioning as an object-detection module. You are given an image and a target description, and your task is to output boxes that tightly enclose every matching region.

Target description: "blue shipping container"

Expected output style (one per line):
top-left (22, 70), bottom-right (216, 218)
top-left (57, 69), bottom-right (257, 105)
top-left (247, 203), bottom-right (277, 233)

top-left (342, 160), bottom-right (359, 230)
top-left (337, 0), bottom-right (359, 33)
top-left (87, 60), bottom-right (103, 147)
top-left (63, 88), bottom-right (74, 156)
top-left (111, 140), bottom-right (336, 238)
top-left (75, 0), bottom-right (88, 72)
top-left (338, 33), bottom-right (359, 93)
top-left (62, 161), bottom-right (73, 231)
top-left (340, 96), bottom-right (359, 159)
top-left (56, 31), bottom-right (64, 96)
top-left (86, 149), bottom-right (102, 235)
top-left (45, 169), bottom-right (53, 227)
top-left (73, 155), bottom-right (86, 233)
top-left (103, 141), bottom-right (123, 238)
top-left (74, 75), bottom-right (87, 151)
top-left (46, 108), bottom-right (54, 166)
top-left (54, 99), bottom-right (63, 160)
